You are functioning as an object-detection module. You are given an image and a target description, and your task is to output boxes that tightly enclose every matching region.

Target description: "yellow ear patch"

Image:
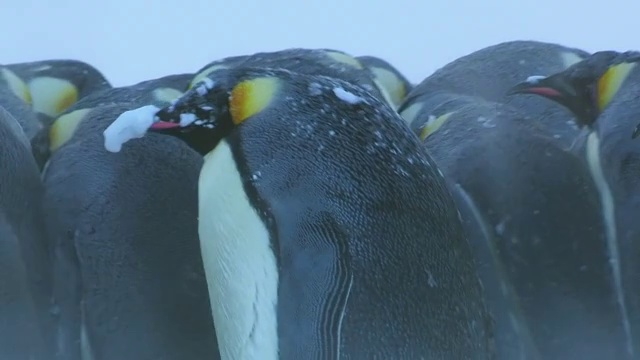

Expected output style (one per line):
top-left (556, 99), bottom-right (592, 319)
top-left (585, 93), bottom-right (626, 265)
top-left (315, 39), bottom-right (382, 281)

top-left (152, 88), bottom-right (183, 103)
top-left (325, 51), bottom-right (364, 69)
top-left (419, 112), bottom-right (455, 141)
top-left (560, 52), bottom-right (585, 69)
top-left (189, 64), bottom-right (229, 89)
top-left (29, 77), bottom-right (79, 117)
top-left (370, 67), bottom-right (406, 107)
top-left (49, 108), bottom-right (92, 152)
top-left (229, 77), bottom-right (280, 125)
top-left (1, 68), bottom-right (32, 104)
top-left (597, 62), bottom-right (637, 112)
top-left (399, 102), bottom-right (424, 125)
top-left (373, 79), bottom-right (397, 109)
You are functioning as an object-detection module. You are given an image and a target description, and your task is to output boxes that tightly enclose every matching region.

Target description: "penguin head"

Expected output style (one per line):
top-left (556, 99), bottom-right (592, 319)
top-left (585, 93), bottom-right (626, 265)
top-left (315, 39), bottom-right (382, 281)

top-left (507, 50), bottom-right (640, 128)
top-left (5, 60), bottom-right (112, 118)
top-left (148, 69), bottom-right (280, 155)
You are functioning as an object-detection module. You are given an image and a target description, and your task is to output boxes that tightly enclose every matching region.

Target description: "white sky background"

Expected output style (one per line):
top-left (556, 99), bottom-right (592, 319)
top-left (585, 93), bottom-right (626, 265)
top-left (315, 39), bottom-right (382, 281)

top-left (1, 0), bottom-right (637, 87)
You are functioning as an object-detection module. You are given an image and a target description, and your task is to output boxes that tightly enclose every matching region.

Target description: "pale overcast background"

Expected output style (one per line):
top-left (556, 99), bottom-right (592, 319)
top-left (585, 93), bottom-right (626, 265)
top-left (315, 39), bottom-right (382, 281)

top-left (1, 0), bottom-right (636, 86)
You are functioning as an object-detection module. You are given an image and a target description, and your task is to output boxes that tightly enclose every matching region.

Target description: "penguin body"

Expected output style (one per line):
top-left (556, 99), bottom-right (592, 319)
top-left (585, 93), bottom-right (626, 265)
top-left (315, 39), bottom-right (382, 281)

top-left (43, 76), bottom-right (219, 360)
top-left (404, 92), bottom-right (539, 360)
top-left (0, 104), bottom-right (53, 359)
top-left (118, 67), bottom-right (496, 358)
top-left (356, 55), bottom-right (413, 107)
top-left (508, 52), bottom-right (640, 357)
top-left (400, 40), bottom-right (591, 148)
top-left (190, 48), bottom-right (395, 106)
top-left (407, 91), bottom-right (629, 359)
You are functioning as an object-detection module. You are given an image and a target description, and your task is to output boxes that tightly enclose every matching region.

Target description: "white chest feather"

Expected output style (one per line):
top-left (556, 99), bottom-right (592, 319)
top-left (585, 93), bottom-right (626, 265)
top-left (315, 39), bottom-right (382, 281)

top-left (585, 131), bottom-right (634, 356)
top-left (80, 307), bottom-right (94, 360)
top-left (199, 141), bottom-right (279, 360)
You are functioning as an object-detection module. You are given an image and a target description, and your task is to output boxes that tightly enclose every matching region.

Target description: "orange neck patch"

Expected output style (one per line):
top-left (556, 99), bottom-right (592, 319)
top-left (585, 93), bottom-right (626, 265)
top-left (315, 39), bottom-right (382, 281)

top-left (1, 68), bottom-right (32, 105)
top-left (420, 112), bottom-right (455, 140)
top-left (29, 77), bottom-right (79, 117)
top-left (325, 51), bottom-right (364, 69)
top-left (229, 77), bottom-right (280, 125)
top-left (49, 108), bottom-right (92, 152)
top-left (597, 62), bottom-right (637, 112)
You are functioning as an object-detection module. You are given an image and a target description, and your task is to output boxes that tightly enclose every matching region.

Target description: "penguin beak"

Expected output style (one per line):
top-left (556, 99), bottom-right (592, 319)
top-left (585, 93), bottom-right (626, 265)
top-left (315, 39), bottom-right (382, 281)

top-left (149, 120), bottom-right (181, 131)
top-left (146, 102), bottom-right (224, 156)
top-left (147, 92), bottom-right (218, 135)
top-left (506, 75), bottom-right (567, 99)
top-left (506, 74), bottom-right (598, 128)
top-left (147, 117), bottom-right (184, 137)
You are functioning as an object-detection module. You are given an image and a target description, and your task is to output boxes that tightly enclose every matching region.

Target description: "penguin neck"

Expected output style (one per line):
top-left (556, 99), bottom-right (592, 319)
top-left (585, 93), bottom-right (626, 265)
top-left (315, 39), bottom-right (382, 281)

top-left (198, 139), bottom-right (280, 360)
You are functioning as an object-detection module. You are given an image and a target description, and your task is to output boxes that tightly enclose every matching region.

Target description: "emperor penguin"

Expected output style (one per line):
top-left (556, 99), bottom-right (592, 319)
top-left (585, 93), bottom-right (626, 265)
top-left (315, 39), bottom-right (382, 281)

top-left (189, 48), bottom-right (396, 107)
top-left (356, 55), bottom-right (414, 108)
top-left (104, 67), bottom-right (496, 359)
top-left (42, 75), bottom-right (219, 360)
top-left (406, 89), bottom-right (630, 359)
top-left (507, 50), bottom-right (640, 356)
top-left (3, 59), bottom-right (112, 167)
top-left (0, 104), bottom-right (54, 359)
top-left (400, 40), bottom-right (591, 148)
top-left (401, 91), bottom-right (538, 359)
